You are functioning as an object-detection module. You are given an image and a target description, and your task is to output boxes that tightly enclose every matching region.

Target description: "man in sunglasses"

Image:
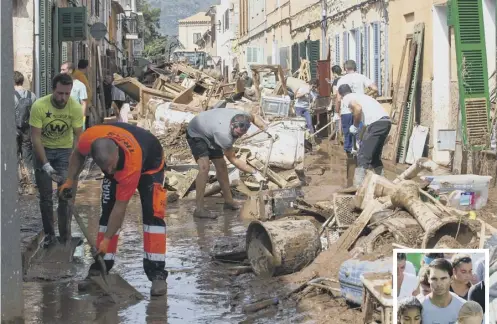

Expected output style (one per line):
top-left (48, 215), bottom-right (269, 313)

top-left (186, 108), bottom-right (268, 219)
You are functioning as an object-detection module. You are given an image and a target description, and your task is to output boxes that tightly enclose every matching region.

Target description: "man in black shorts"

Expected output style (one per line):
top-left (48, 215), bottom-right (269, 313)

top-left (186, 108), bottom-right (268, 219)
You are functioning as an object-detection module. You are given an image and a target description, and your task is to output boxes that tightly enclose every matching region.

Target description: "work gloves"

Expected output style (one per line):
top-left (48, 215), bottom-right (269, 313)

top-left (43, 163), bottom-right (62, 183)
top-left (253, 171), bottom-right (266, 183)
top-left (349, 125), bottom-right (359, 135)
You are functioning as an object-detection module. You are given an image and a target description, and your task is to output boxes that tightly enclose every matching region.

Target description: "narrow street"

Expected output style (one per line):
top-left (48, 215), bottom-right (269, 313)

top-left (21, 173), bottom-right (308, 324)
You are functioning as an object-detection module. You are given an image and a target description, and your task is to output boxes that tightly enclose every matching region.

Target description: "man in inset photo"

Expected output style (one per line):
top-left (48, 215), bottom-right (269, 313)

top-left (421, 258), bottom-right (466, 323)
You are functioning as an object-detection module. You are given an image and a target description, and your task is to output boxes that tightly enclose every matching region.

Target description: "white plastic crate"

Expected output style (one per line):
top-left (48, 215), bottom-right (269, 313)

top-left (260, 95), bottom-right (291, 117)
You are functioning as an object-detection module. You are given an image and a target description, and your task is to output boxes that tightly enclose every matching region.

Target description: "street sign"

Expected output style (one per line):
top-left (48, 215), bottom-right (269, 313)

top-left (133, 38), bottom-right (144, 57)
top-left (126, 33), bottom-right (139, 40)
top-left (90, 22), bottom-right (107, 41)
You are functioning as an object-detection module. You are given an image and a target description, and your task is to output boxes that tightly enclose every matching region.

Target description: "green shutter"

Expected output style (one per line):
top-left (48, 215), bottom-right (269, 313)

top-left (307, 40), bottom-right (320, 80)
top-left (39, 0), bottom-right (48, 96)
top-left (47, 0), bottom-right (53, 84)
top-left (452, 0), bottom-right (490, 148)
top-left (291, 43), bottom-right (299, 73)
top-left (299, 42), bottom-right (306, 60)
top-left (58, 7), bottom-right (87, 42)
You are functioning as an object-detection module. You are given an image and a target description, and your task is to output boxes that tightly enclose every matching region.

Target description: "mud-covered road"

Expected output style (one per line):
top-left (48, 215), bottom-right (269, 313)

top-left (22, 178), bottom-right (312, 324)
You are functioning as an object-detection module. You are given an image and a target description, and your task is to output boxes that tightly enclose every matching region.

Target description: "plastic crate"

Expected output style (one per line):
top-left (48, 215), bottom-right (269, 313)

top-left (339, 257), bottom-right (392, 305)
top-left (261, 95), bottom-right (291, 117)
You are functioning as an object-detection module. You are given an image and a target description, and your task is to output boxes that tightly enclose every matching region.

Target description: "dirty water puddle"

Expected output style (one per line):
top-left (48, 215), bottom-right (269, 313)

top-left (22, 180), bottom-right (311, 324)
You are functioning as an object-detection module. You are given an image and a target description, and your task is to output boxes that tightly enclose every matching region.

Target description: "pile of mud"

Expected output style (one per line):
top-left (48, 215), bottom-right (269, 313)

top-left (156, 123), bottom-right (192, 162)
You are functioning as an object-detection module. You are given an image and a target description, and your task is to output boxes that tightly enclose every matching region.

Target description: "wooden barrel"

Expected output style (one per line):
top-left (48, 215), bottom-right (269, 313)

top-left (246, 220), bottom-right (321, 277)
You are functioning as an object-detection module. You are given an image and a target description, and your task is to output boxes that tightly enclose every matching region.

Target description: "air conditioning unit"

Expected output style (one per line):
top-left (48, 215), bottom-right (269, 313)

top-left (230, 3), bottom-right (234, 11)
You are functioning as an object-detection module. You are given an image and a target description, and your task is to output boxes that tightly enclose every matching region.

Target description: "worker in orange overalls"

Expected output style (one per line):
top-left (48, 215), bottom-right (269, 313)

top-left (59, 122), bottom-right (168, 296)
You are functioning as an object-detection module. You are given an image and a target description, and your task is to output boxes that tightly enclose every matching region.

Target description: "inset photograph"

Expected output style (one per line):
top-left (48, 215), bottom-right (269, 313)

top-left (394, 249), bottom-right (489, 324)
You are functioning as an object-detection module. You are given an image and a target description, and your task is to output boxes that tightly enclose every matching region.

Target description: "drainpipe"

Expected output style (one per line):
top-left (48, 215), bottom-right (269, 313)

top-left (34, 0), bottom-right (41, 96)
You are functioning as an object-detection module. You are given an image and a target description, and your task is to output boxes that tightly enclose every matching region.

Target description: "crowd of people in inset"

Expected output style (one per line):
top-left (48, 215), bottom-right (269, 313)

top-left (397, 253), bottom-right (486, 324)
top-left (15, 60), bottom-right (131, 197)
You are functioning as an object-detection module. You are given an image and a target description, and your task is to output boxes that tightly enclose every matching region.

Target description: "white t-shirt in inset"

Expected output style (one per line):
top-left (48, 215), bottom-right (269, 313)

top-left (341, 93), bottom-right (388, 126)
top-left (420, 292), bottom-right (466, 324)
top-left (337, 72), bottom-right (374, 114)
top-left (398, 272), bottom-right (419, 299)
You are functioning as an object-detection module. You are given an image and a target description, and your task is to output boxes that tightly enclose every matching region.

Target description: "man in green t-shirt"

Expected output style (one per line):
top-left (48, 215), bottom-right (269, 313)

top-left (30, 73), bottom-right (84, 248)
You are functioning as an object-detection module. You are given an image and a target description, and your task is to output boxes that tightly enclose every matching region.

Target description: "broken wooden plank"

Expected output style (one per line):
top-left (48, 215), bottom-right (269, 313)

top-left (246, 157), bottom-right (288, 188)
top-left (176, 169), bottom-right (199, 198)
top-left (333, 200), bottom-right (383, 252)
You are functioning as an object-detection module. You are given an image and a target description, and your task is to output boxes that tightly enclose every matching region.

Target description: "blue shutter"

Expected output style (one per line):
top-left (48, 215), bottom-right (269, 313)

top-left (355, 28), bottom-right (361, 73)
top-left (343, 31), bottom-right (349, 61)
top-left (335, 34), bottom-right (340, 65)
top-left (373, 22), bottom-right (381, 95)
top-left (364, 24), bottom-right (370, 78)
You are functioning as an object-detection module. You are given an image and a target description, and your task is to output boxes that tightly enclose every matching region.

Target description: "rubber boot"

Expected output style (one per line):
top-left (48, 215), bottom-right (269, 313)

top-left (373, 166), bottom-right (385, 177)
top-left (78, 268), bottom-right (103, 292)
top-left (353, 167), bottom-right (367, 187)
top-left (150, 279), bottom-right (168, 296)
top-left (345, 152), bottom-right (357, 188)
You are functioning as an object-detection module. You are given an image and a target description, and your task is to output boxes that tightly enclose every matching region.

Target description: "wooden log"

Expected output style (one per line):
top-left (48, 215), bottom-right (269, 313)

top-left (391, 180), bottom-right (478, 248)
top-left (393, 158), bottom-right (449, 184)
top-left (390, 181), bottom-right (443, 232)
top-left (354, 171), bottom-right (398, 210)
top-left (246, 220), bottom-right (321, 277)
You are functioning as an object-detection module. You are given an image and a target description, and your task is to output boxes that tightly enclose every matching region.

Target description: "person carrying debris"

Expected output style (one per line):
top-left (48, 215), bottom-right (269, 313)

top-left (337, 84), bottom-right (391, 186)
top-left (295, 80), bottom-right (318, 135)
top-left (335, 60), bottom-right (378, 155)
top-left (186, 108), bottom-right (268, 219)
top-left (59, 122), bottom-right (168, 296)
top-left (29, 73), bottom-right (84, 247)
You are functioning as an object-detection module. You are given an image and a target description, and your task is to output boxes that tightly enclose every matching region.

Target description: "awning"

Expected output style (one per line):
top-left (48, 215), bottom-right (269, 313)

top-left (111, 0), bottom-right (125, 14)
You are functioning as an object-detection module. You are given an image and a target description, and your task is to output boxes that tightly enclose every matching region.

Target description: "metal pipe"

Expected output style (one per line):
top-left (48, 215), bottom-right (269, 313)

top-left (34, 0), bottom-right (41, 96)
top-left (321, 0), bottom-right (327, 58)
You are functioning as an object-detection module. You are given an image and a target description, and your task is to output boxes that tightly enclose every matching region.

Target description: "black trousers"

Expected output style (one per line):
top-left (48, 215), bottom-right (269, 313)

top-left (90, 169), bottom-right (169, 281)
top-left (357, 118), bottom-right (392, 169)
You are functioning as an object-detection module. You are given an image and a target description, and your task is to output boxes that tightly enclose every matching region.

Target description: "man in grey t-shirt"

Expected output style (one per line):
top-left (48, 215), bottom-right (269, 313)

top-left (419, 258), bottom-right (466, 324)
top-left (186, 108), bottom-right (268, 219)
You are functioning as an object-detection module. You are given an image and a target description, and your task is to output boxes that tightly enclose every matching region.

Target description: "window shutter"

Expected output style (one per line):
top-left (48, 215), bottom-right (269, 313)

top-left (364, 24), bottom-right (370, 78)
top-left (355, 28), bottom-right (362, 73)
top-left (61, 42), bottom-right (68, 63)
top-left (452, 0), bottom-right (491, 148)
top-left (39, 0), bottom-right (48, 96)
top-left (292, 43), bottom-right (299, 73)
top-left (280, 46), bottom-right (289, 71)
top-left (335, 34), bottom-right (340, 65)
top-left (47, 0), bottom-right (53, 88)
top-left (372, 22), bottom-right (381, 95)
top-left (343, 31), bottom-right (349, 61)
top-left (58, 7), bottom-right (87, 42)
top-left (307, 40), bottom-right (320, 80)
top-left (299, 41), bottom-right (306, 59)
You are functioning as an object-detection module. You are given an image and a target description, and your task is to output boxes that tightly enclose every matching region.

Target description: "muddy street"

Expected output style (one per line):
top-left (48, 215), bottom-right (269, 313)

top-left (21, 178), bottom-right (313, 324)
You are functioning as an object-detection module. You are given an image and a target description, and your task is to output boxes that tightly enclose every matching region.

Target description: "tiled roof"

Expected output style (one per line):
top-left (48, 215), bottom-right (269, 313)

top-left (178, 12), bottom-right (211, 24)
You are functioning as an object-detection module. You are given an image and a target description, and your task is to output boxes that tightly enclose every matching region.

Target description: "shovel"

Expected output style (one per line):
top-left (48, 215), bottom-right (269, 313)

top-left (71, 209), bottom-right (119, 303)
top-left (61, 188), bottom-right (144, 303)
